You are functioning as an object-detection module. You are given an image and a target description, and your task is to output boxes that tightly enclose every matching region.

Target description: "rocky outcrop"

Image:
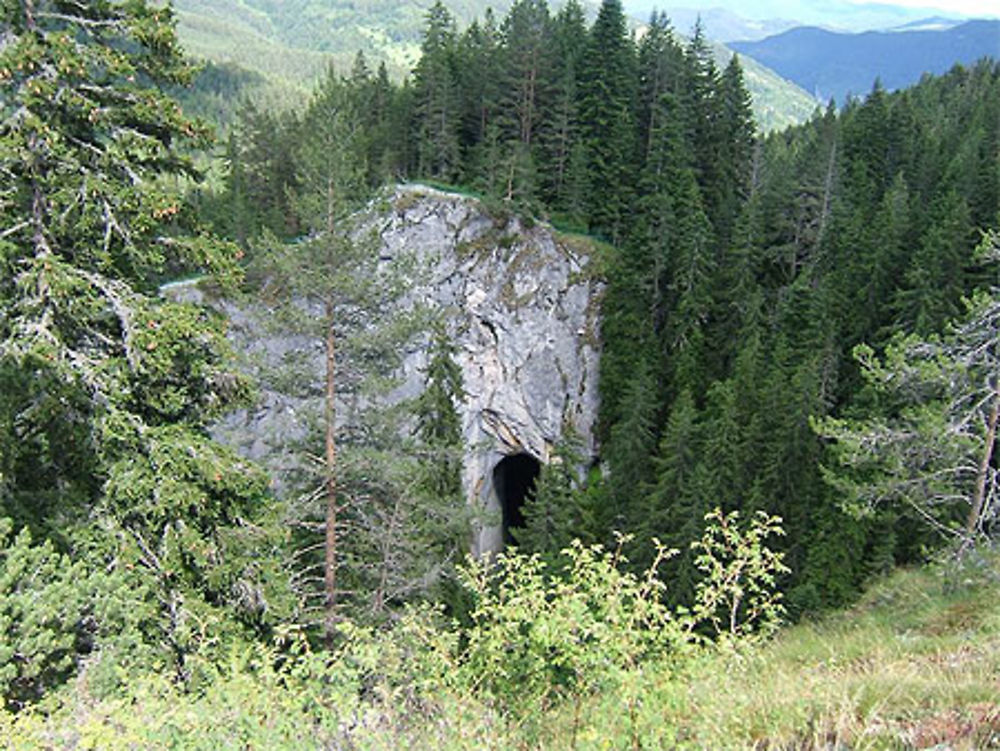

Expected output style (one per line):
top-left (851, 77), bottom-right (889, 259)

top-left (377, 185), bottom-right (602, 554)
top-left (172, 184), bottom-right (603, 556)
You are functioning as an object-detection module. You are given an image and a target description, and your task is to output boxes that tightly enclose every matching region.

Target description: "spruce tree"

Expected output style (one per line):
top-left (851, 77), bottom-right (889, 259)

top-left (682, 19), bottom-right (722, 217)
top-left (230, 100), bottom-right (302, 240)
top-left (842, 81), bottom-right (892, 204)
top-left (578, 0), bottom-right (637, 241)
top-left (893, 190), bottom-right (974, 335)
top-left (455, 12), bottom-right (502, 184)
top-left (603, 361), bottom-right (659, 537)
top-left (413, 1), bottom-right (462, 181)
top-left (714, 55), bottom-right (756, 248)
top-left (493, 0), bottom-right (553, 206)
top-left (709, 184), bottom-right (765, 375)
top-left (641, 388), bottom-right (703, 589)
top-left (222, 129), bottom-right (251, 248)
top-left (415, 321), bottom-right (466, 501)
top-left (515, 430), bottom-right (587, 565)
top-left (0, 0), bottom-right (286, 669)
top-left (347, 52), bottom-right (395, 187)
top-left (350, 317), bottom-right (468, 616)
top-left (663, 171), bottom-right (717, 397)
top-left (849, 173), bottom-right (911, 342)
top-left (499, 0), bottom-right (551, 151)
top-left (544, 0), bottom-right (588, 213)
top-left (636, 11), bottom-right (684, 166)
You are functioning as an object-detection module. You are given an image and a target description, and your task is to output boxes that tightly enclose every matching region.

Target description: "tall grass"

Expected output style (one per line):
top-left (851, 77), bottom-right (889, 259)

top-left (4, 550), bottom-right (998, 749)
top-left (537, 551), bottom-right (1000, 749)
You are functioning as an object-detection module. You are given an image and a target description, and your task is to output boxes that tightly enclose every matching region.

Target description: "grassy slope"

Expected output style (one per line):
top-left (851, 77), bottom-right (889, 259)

top-left (172, 0), bottom-right (819, 131)
top-left (553, 555), bottom-right (1000, 749)
top-left (6, 554), bottom-right (998, 749)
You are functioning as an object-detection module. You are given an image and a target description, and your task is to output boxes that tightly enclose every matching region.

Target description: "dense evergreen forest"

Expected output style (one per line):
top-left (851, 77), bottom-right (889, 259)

top-left (209, 0), bottom-right (1000, 614)
top-left (1, 0), bottom-right (998, 741)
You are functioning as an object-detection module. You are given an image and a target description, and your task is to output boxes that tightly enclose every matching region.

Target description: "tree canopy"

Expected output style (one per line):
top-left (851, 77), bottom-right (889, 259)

top-left (0, 0), bottom-right (287, 691)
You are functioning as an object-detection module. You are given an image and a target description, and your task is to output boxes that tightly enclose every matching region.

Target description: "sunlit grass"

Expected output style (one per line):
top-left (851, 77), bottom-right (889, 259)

top-left (538, 552), bottom-right (1000, 749)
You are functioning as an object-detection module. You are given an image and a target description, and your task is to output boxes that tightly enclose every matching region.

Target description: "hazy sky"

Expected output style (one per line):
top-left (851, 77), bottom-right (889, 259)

top-left (650, 0), bottom-right (1000, 21)
top-left (847, 0), bottom-right (1000, 16)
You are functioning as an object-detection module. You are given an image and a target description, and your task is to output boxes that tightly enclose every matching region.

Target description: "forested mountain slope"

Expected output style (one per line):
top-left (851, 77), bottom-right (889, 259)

top-left (597, 58), bottom-right (1000, 613)
top-left (203, 0), bottom-right (1000, 616)
top-left (173, 0), bottom-right (473, 82)
top-left (172, 0), bottom-right (817, 130)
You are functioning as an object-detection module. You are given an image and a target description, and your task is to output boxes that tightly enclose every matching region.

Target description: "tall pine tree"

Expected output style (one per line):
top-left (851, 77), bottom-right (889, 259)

top-left (413, 2), bottom-right (462, 181)
top-left (578, 0), bottom-right (637, 241)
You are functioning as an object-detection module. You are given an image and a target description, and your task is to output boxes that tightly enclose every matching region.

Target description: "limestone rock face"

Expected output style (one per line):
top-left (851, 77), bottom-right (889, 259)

top-left (377, 186), bottom-right (602, 554)
top-left (176, 185), bottom-right (602, 556)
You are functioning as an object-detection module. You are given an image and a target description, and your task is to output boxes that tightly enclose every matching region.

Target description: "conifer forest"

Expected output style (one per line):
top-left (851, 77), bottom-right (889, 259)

top-left (1, 0), bottom-right (998, 747)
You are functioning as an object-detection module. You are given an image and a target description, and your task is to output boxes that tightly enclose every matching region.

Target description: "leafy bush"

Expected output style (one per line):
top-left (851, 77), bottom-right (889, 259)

top-left (0, 511), bottom-right (800, 746)
top-left (457, 537), bottom-right (688, 713)
top-left (690, 508), bottom-right (789, 642)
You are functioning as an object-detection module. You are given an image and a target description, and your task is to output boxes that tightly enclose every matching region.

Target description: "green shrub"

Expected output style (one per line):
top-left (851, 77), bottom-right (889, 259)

top-left (0, 519), bottom-right (86, 707)
top-left (0, 514), bottom-right (802, 747)
top-left (690, 508), bottom-right (789, 643)
top-left (456, 538), bottom-right (689, 716)
top-left (0, 518), bottom-right (167, 710)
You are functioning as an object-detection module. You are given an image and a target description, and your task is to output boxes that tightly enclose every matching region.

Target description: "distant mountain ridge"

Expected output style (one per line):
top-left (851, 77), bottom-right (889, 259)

top-left (174, 0), bottom-right (819, 131)
top-left (730, 19), bottom-right (1000, 104)
top-left (888, 16), bottom-right (966, 32)
top-left (625, 0), bottom-right (993, 33)
top-left (640, 7), bottom-right (796, 42)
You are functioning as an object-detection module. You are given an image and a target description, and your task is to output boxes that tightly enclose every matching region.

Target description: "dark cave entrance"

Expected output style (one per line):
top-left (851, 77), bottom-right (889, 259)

top-left (493, 453), bottom-right (541, 546)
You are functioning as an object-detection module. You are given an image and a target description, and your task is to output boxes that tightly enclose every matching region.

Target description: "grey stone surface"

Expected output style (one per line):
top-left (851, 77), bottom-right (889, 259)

top-left (374, 186), bottom-right (603, 554)
top-left (167, 184), bottom-right (603, 555)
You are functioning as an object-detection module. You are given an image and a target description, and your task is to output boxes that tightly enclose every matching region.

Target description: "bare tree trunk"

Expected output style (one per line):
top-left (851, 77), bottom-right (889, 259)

top-left (963, 381), bottom-right (1000, 552)
top-left (326, 177), bottom-right (336, 236)
top-left (324, 303), bottom-right (338, 640)
top-left (555, 109), bottom-right (570, 194)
